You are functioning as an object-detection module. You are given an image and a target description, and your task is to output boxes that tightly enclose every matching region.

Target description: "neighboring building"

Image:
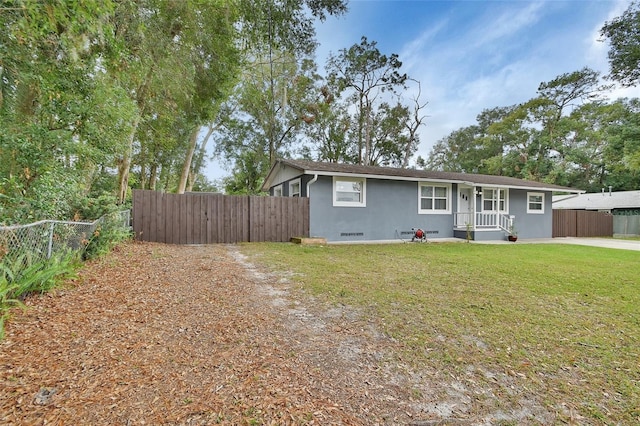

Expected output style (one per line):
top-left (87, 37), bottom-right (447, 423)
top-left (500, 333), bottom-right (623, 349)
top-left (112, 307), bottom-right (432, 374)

top-left (262, 159), bottom-right (582, 242)
top-left (553, 189), bottom-right (640, 215)
top-left (553, 190), bottom-right (640, 236)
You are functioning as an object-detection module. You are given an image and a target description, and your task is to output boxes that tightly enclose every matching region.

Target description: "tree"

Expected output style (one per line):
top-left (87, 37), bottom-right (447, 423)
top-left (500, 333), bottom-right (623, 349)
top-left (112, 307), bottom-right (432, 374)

top-left (0, 0), bottom-right (135, 222)
top-left (425, 67), bottom-right (640, 191)
top-left (212, 0), bottom-right (347, 194)
top-left (425, 106), bottom-right (513, 173)
top-left (327, 37), bottom-right (408, 165)
top-left (601, 2), bottom-right (640, 87)
top-left (104, 0), bottom-right (240, 202)
top-left (301, 86), bottom-right (357, 163)
top-left (401, 80), bottom-right (429, 168)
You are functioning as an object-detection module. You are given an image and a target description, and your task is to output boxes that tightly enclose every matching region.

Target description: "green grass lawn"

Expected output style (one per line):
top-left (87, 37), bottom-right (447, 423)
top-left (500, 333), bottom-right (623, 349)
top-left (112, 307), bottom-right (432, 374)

top-left (239, 242), bottom-right (639, 424)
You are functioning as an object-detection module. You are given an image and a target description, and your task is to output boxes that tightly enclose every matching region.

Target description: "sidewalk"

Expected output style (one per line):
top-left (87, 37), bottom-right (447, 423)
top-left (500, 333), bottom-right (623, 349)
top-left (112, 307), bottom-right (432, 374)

top-left (474, 237), bottom-right (640, 251)
top-left (552, 237), bottom-right (640, 251)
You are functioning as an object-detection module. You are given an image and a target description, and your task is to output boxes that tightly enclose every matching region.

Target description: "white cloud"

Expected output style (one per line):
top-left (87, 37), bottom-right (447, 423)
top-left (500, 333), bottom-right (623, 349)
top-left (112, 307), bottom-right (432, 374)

top-left (469, 1), bottom-right (545, 49)
top-left (204, 0), bottom-right (640, 181)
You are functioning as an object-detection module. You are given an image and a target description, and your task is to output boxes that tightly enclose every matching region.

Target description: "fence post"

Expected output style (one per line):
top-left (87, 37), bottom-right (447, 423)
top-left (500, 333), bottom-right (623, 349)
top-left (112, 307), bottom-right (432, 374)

top-left (47, 222), bottom-right (55, 259)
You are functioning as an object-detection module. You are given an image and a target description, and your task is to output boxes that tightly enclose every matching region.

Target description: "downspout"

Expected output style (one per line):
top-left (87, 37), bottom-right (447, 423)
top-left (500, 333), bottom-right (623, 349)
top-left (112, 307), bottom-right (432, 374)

top-left (306, 174), bottom-right (318, 238)
top-left (306, 174), bottom-right (318, 198)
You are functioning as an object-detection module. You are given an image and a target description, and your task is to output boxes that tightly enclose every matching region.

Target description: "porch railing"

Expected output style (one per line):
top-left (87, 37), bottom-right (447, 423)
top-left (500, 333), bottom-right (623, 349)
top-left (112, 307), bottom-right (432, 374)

top-left (454, 212), bottom-right (513, 233)
top-left (454, 212), bottom-right (474, 228)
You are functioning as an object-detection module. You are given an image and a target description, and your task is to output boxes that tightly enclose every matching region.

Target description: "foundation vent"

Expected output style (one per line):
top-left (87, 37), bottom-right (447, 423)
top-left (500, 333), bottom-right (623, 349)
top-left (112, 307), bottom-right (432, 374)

top-left (340, 232), bottom-right (364, 237)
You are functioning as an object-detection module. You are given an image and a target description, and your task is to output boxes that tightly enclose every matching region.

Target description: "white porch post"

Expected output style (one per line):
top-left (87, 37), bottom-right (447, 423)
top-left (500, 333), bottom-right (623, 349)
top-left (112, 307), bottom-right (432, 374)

top-left (473, 186), bottom-right (480, 232)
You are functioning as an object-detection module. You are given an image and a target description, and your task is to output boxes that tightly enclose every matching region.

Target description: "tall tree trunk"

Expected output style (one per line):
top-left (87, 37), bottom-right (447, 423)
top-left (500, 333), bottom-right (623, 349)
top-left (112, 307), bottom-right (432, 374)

top-left (364, 100), bottom-right (372, 166)
top-left (116, 66), bottom-right (153, 203)
top-left (117, 112), bottom-right (141, 204)
top-left (177, 127), bottom-right (200, 194)
top-left (357, 97), bottom-right (364, 165)
top-left (149, 163), bottom-right (158, 190)
top-left (186, 125), bottom-right (216, 192)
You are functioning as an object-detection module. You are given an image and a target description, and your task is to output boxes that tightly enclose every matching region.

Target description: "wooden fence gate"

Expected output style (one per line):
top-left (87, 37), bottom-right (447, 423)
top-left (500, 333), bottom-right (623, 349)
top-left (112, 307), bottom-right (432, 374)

top-left (132, 190), bottom-right (309, 244)
top-left (552, 209), bottom-right (613, 237)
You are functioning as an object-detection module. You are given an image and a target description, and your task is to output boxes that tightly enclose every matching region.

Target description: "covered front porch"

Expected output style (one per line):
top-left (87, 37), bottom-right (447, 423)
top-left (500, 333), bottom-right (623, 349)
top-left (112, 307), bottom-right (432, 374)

top-left (453, 185), bottom-right (514, 241)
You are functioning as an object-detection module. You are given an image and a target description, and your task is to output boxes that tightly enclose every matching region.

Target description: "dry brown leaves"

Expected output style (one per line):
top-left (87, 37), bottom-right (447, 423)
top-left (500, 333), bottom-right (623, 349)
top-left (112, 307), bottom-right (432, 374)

top-left (0, 242), bottom-right (428, 425)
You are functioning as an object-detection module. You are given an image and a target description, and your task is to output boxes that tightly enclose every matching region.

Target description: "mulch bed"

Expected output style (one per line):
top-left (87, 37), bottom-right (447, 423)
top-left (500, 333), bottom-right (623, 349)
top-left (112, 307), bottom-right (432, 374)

top-left (0, 242), bottom-right (431, 425)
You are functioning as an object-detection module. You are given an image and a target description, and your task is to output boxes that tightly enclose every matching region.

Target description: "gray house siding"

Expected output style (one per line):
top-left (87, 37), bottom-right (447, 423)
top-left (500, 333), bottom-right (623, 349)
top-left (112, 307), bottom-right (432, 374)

top-left (263, 160), bottom-right (568, 242)
top-left (306, 178), bottom-right (555, 242)
top-left (510, 189), bottom-right (552, 239)
top-left (309, 176), bottom-right (455, 242)
top-left (469, 188), bottom-right (552, 240)
top-left (270, 174), bottom-right (311, 197)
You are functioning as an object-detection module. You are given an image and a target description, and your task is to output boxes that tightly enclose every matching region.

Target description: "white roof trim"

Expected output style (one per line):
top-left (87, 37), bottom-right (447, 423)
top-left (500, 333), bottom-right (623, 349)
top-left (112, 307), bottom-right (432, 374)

top-left (303, 169), bottom-right (454, 183)
top-left (303, 169), bottom-right (583, 193)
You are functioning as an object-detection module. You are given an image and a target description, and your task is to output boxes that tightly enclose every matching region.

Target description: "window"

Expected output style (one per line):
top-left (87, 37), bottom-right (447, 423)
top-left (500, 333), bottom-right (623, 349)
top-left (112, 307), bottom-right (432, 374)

top-left (333, 177), bottom-right (366, 207)
top-left (273, 185), bottom-right (282, 197)
top-left (419, 183), bottom-right (450, 214)
top-left (289, 179), bottom-right (301, 197)
top-left (482, 188), bottom-right (508, 212)
top-left (527, 192), bottom-right (544, 214)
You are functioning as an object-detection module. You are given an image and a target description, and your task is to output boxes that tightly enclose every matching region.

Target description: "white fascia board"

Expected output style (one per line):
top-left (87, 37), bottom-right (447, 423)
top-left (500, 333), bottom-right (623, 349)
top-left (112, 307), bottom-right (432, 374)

top-left (303, 170), bottom-right (458, 184)
top-left (478, 183), bottom-right (584, 193)
top-left (304, 170), bottom-right (584, 193)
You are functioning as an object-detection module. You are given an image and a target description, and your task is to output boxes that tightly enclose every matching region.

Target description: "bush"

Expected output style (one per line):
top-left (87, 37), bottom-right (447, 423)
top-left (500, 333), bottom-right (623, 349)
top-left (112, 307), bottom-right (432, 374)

top-left (0, 251), bottom-right (78, 339)
top-left (82, 213), bottom-right (132, 261)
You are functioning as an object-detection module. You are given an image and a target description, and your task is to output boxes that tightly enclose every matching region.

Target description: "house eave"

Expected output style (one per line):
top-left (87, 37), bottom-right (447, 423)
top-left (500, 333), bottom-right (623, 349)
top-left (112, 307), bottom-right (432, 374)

top-left (303, 169), bottom-right (458, 184)
top-left (262, 159), bottom-right (584, 194)
top-left (304, 170), bottom-right (584, 193)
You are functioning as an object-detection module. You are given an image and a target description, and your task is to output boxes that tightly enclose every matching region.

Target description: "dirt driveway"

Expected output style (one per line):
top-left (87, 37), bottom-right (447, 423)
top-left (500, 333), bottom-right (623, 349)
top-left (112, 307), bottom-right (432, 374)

top-left (1, 242), bottom-right (444, 425)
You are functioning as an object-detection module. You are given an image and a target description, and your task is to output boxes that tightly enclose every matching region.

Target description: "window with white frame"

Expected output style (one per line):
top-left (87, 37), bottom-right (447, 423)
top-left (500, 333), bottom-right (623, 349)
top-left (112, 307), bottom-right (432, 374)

top-left (273, 185), bottom-right (283, 197)
top-left (482, 188), bottom-right (508, 212)
top-left (527, 192), bottom-right (544, 213)
top-left (333, 177), bottom-right (366, 207)
top-left (419, 183), bottom-right (450, 214)
top-left (289, 179), bottom-right (301, 197)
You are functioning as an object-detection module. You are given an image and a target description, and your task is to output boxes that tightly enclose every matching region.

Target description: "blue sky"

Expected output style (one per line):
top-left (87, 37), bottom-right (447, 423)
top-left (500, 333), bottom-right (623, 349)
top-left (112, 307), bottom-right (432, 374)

top-left (312, 0), bottom-right (640, 162)
top-left (207, 0), bottom-right (640, 183)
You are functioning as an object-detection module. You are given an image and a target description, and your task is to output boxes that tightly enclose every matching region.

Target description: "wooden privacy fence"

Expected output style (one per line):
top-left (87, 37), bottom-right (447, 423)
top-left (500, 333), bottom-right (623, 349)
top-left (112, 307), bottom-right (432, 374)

top-left (552, 209), bottom-right (613, 238)
top-left (132, 190), bottom-right (309, 244)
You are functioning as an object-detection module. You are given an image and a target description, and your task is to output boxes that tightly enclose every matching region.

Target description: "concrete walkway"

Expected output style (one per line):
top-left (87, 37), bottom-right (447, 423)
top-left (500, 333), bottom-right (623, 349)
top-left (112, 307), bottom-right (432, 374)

top-left (330, 237), bottom-right (640, 251)
top-left (550, 237), bottom-right (640, 251)
top-left (474, 237), bottom-right (640, 251)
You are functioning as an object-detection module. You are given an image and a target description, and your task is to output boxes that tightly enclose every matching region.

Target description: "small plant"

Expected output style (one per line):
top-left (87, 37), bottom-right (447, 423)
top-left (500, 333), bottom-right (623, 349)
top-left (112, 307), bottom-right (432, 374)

top-left (508, 222), bottom-right (518, 241)
top-left (465, 222), bottom-right (472, 242)
top-left (83, 214), bottom-right (132, 260)
top-left (0, 276), bottom-right (23, 340)
top-left (0, 252), bottom-right (78, 339)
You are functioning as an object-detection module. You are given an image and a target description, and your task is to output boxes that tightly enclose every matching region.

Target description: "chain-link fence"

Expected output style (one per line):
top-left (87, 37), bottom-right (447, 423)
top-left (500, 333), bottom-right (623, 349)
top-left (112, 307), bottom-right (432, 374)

top-left (0, 210), bottom-right (131, 268)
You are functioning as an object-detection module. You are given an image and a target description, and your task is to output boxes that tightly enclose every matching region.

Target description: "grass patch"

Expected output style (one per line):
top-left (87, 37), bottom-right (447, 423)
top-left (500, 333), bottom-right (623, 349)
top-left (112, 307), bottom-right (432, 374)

top-left (614, 235), bottom-right (640, 241)
top-left (239, 242), bottom-right (640, 424)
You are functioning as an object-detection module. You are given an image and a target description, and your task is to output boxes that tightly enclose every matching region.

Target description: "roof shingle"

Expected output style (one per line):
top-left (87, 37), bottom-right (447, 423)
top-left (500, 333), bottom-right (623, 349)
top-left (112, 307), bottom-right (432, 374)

top-left (268, 159), bottom-right (581, 193)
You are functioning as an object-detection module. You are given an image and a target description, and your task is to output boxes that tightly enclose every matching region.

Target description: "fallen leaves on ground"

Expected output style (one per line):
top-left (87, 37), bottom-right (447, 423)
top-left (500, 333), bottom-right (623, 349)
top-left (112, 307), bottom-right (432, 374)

top-left (0, 242), bottom-right (425, 425)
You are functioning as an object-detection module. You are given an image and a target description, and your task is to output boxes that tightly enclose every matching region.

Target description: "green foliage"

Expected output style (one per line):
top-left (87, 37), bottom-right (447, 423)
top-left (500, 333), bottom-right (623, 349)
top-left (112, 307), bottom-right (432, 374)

top-left (426, 67), bottom-right (640, 191)
top-left (0, 251), bottom-right (78, 339)
top-left (238, 0), bottom-right (347, 57)
top-left (82, 215), bottom-right (132, 261)
top-left (222, 151), bottom-right (270, 195)
top-left (326, 36), bottom-right (410, 166)
top-left (601, 2), bottom-right (640, 87)
top-left (72, 193), bottom-right (122, 221)
top-left (0, 0), bottom-right (244, 217)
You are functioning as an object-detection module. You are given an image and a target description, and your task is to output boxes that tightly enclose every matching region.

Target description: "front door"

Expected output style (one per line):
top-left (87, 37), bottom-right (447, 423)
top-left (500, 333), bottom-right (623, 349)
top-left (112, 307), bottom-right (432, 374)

top-left (458, 187), bottom-right (473, 226)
